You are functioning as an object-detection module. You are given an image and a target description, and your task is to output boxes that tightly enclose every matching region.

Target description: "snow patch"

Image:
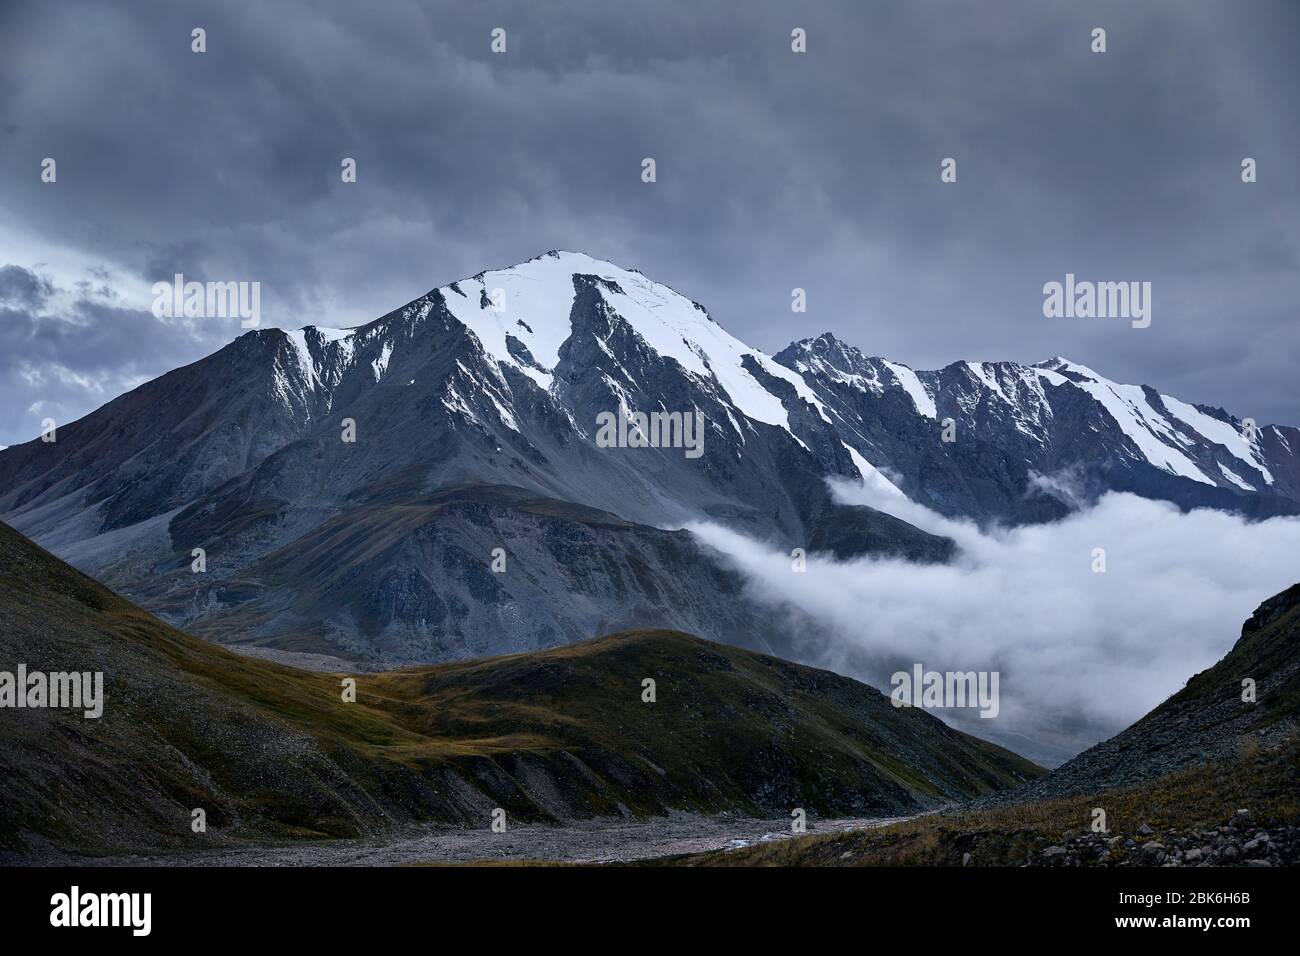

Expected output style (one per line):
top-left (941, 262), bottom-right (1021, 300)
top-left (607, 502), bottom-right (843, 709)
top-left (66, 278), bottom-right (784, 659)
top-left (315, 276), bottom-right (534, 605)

top-left (372, 341), bottom-right (393, 382)
top-left (1218, 462), bottom-right (1254, 491)
top-left (1161, 395), bottom-right (1273, 485)
top-left (882, 361), bottom-right (936, 419)
top-left (842, 442), bottom-right (906, 498)
top-left (313, 327), bottom-right (357, 343)
top-left (1061, 375), bottom-right (1214, 484)
top-left (283, 329), bottom-right (319, 387)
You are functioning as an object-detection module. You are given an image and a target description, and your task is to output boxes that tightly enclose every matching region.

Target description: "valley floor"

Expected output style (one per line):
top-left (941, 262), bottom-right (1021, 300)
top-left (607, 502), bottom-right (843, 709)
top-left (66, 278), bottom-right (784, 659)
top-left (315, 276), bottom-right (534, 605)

top-left (18, 814), bottom-right (913, 868)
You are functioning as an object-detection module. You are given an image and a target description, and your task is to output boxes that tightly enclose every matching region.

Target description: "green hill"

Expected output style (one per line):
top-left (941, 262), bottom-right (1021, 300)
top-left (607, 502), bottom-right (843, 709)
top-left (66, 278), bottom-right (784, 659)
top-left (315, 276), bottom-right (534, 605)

top-left (0, 520), bottom-right (1040, 859)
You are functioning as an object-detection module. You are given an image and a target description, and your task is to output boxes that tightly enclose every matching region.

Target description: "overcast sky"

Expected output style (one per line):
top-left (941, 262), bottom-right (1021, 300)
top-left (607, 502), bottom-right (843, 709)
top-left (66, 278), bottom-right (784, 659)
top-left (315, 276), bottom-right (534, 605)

top-left (1, 0), bottom-right (1297, 447)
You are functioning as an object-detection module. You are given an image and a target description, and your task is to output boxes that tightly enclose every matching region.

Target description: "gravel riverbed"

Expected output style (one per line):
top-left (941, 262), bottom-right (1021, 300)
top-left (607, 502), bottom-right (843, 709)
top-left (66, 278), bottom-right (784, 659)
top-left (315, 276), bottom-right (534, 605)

top-left (44, 814), bottom-right (913, 867)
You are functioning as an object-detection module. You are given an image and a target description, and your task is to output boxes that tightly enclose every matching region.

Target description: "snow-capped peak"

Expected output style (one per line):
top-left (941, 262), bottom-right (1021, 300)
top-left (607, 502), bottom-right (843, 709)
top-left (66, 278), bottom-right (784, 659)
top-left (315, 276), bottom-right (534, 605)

top-left (239, 256), bottom-right (1288, 507)
top-left (433, 251), bottom-right (829, 435)
top-left (1034, 356), bottom-right (1103, 381)
top-left (777, 335), bottom-right (936, 420)
top-left (254, 252), bottom-right (831, 443)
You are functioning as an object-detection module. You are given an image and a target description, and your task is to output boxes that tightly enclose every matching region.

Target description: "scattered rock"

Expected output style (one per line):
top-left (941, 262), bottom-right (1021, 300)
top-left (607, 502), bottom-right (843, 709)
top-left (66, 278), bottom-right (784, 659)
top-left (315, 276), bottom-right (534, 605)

top-left (1140, 841), bottom-right (1166, 863)
top-left (1020, 812), bottom-right (1297, 868)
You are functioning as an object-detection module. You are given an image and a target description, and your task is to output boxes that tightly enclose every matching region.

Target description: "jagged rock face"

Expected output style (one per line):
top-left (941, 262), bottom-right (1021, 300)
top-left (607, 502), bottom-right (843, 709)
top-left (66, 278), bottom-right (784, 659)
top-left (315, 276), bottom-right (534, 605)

top-left (0, 251), bottom-right (1296, 663)
top-left (778, 333), bottom-right (1300, 520)
top-left (151, 486), bottom-right (823, 665)
top-left (774, 336), bottom-right (1067, 523)
top-left (0, 253), bottom-right (941, 662)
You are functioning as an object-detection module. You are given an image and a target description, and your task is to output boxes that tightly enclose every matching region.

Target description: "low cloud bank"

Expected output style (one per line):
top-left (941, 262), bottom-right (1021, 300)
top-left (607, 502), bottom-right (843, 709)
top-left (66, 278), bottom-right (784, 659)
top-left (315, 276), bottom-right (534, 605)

top-left (688, 482), bottom-right (1300, 764)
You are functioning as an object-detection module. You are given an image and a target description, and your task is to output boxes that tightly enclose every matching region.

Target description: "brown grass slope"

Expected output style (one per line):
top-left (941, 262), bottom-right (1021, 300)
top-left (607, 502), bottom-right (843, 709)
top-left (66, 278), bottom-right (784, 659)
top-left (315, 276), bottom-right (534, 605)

top-left (657, 735), bottom-right (1299, 867)
top-left (0, 521), bottom-right (1040, 859)
top-left (663, 583), bottom-right (1300, 867)
top-left (997, 581), bottom-right (1300, 802)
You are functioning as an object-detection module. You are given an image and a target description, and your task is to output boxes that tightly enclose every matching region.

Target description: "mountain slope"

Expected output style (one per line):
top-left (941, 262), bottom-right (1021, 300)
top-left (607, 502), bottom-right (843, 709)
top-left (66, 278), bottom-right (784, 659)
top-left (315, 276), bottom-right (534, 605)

top-left (662, 585), bottom-right (1300, 868)
top-left (1, 251), bottom-right (1296, 665)
top-left (134, 484), bottom-right (861, 664)
top-left (0, 520), bottom-right (1041, 859)
top-left (1003, 581), bottom-right (1300, 801)
top-left (0, 252), bottom-right (947, 663)
top-left (0, 252), bottom-right (885, 550)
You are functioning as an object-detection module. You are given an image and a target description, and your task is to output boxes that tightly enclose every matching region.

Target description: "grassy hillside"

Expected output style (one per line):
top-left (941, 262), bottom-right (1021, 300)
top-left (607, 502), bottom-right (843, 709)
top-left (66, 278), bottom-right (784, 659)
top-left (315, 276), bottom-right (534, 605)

top-left (999, 581), bottom-right (1300, 802)
top-left (0, 521), bottom-right (1040, 859)
top-left (663, 582), bottom-right (1300, 867)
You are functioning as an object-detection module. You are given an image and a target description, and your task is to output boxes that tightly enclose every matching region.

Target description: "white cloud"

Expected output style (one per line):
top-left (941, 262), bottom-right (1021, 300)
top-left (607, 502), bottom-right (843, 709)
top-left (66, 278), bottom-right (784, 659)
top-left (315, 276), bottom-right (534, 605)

top-left (688, 480), bottom-right (1300, 763)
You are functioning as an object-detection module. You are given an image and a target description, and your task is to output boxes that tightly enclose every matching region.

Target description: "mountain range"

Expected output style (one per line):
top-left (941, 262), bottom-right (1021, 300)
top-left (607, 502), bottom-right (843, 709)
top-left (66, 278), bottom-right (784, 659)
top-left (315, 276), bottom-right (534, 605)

top-left (2, 251), bottom-right (1297, 667)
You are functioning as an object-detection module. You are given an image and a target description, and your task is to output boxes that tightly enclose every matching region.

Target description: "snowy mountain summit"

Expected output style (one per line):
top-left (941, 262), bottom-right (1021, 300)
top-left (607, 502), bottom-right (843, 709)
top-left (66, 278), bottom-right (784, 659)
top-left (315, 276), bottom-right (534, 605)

top-left (262, 250), bottom-right (1299, 520)
top-left (1, 250), bottom-right (1297, 663)
top-left (269, 251), bottom-right (827, 450)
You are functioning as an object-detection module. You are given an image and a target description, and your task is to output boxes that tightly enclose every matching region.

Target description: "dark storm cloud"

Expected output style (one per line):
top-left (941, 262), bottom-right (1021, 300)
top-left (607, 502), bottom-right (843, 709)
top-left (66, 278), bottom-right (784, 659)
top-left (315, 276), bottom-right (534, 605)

top-left (0, 265), bottom-right (54, 309)
top-left (0, 0), bottom-right (1297, 446)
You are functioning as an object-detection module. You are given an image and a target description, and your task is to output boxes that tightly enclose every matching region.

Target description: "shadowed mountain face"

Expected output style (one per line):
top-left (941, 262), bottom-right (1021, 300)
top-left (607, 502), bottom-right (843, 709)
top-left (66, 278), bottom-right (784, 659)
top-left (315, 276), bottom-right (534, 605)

top-left (0, 252), bottom-right (1295, 664)
top-left (1002, 581), bottom-right (1300, 803)
top-left (0, 522), bottom-right (1041, 859)
top-left (135, 484), bottom-right (856, 664)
